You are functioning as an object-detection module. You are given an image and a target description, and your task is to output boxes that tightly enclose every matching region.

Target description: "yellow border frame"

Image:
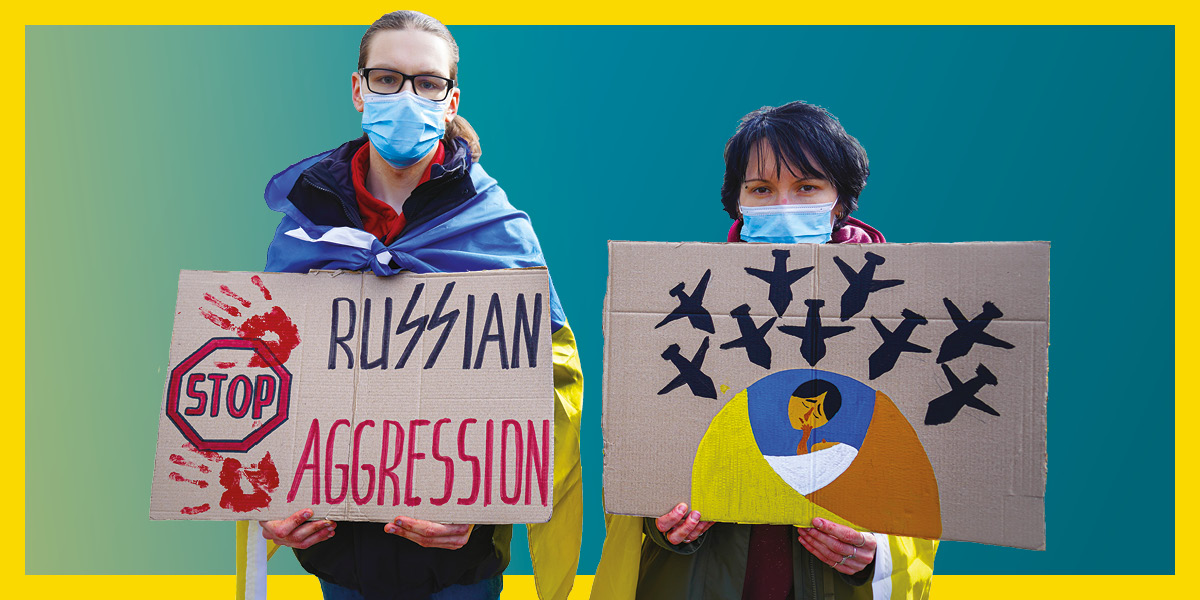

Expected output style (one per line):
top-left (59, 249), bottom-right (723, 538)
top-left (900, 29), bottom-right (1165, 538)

top-left (6, 3), bottom-right (1185, 598)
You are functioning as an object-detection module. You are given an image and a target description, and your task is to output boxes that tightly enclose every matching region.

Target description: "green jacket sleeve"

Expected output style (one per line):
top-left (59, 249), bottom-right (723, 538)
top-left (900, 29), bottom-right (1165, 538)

top-left (642, 517), bottom-right (707, 555)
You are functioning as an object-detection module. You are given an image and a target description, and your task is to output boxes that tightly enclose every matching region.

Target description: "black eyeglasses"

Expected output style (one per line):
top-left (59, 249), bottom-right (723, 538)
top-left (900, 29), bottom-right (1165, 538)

top-left (359, 68), bottom-right (455, 101)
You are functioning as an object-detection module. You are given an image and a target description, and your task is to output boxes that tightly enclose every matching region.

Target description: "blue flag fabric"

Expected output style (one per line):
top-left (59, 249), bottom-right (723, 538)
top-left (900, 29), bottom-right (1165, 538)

top-left (264, 153), bottom-right (566, 332)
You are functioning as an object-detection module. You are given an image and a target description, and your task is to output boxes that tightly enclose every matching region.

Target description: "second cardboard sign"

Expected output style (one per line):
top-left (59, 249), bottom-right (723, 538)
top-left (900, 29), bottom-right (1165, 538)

top-left (602, 241), bottom-right (1049, 550)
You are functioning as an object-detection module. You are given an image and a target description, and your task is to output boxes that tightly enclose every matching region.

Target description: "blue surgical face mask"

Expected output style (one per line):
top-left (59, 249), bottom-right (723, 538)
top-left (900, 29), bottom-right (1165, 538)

top-left (361, 91), bottom-right (449, 168)
top-left (740, 201), bottom-right (836, 244)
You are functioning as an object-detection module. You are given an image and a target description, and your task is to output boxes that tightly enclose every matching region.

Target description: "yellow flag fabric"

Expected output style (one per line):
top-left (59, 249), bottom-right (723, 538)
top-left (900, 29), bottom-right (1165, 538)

top-left (234, 323), bottom-right (584, 600)
top-left (528, 323), bottom-right (585, 600)
top-left (236, 521), bottom-right (247, 599)
top-left (591, 514), bottom-right (644, 600)
top-left (848, 536), bottom-right (938, 600)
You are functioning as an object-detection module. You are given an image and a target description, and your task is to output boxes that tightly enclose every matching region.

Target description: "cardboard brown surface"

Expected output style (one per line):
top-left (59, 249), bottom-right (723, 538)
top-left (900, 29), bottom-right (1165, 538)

top-left (602, 241), bottom-right (1048, 549)
top-left (150, 269), bottom-right (554, 524)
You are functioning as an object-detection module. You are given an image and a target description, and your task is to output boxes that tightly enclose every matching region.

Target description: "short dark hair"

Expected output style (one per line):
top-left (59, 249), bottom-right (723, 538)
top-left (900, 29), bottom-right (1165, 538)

top-left (720, 101), bottom-right (869, 230)
top-left (791, 379), bottom-right (842, 420)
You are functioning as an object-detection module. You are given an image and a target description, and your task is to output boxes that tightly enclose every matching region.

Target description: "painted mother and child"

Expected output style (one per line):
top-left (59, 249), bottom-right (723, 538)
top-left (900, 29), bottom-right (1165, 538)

top-left (248, 9), bottom-right (939, 600)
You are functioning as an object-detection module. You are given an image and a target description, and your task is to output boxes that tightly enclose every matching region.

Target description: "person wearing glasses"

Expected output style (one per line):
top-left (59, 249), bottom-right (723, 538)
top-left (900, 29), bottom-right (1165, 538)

top-left (593, 102), bottom-right (937, 600)
top-left (247, 10), bottom-right (584, 600)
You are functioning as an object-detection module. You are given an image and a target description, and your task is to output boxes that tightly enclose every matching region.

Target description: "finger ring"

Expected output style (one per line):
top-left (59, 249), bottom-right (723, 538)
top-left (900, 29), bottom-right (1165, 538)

top-left (854, 535), bottom-right (868, 548)
top-left (851, 547), bottom-right (858, 558)
top-left (836, 554), bottom-right (852, 567)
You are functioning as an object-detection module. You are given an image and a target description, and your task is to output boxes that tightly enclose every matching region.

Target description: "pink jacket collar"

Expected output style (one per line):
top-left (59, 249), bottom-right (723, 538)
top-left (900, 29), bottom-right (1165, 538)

top-left (727, 216), bottom-right (885, 244)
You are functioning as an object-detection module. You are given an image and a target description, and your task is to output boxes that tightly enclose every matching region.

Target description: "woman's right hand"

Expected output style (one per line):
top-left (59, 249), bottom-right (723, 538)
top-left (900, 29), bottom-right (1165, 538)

top-left (656, 502), bottom-right (715, 545)
top-left (260, 509), bottom-right (336, 549)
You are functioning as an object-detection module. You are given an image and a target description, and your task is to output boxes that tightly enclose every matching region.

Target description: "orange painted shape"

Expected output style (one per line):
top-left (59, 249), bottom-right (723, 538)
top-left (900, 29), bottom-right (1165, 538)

top-left (808, 390), bottom-right (942, 538)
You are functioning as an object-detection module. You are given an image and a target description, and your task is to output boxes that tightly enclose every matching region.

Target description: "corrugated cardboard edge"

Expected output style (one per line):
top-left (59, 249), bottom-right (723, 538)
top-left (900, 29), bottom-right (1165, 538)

top-left (149, 269), bottom-right (189, 520)
top-left (150, 267), bottom-right (555, 524)
top-left (601, 242), bottom-right (615, 510)
top-left (600, 241), bottom-right (1051, 548)
top-left (1039, 241), bottom-right (1051, 550)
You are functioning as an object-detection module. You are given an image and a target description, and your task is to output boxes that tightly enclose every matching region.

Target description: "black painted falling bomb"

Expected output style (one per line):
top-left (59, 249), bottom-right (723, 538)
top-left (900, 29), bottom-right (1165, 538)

top-left (655, 250), bottom-right (1015, 426)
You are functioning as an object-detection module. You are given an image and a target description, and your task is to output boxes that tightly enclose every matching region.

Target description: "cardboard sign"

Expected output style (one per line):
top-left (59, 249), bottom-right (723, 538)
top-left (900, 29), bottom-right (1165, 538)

top-left (602, 242), bottom-right (1048, 549)
top-left (150, 269), bottom-right (554, 524)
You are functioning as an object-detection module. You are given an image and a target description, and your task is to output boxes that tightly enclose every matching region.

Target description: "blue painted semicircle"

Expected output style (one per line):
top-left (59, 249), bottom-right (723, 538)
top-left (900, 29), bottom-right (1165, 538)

top-left (746, 369), bottom-right (876, 457)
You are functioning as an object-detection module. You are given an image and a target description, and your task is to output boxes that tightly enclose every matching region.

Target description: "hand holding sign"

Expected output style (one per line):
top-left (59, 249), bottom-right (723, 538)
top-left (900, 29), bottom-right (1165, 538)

top-left (656, 503), bottom-right (715, 545)
top-left (797, 518), bottom-right (876, 575)
top-left (386, 516), bottom-right (475, 550)
top-left (259, 509), bottom-right (336, 550)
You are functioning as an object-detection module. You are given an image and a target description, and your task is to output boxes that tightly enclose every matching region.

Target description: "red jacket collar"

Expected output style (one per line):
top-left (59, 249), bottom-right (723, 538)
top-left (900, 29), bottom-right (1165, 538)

top-left (351, 141), bottom-right (446, 244)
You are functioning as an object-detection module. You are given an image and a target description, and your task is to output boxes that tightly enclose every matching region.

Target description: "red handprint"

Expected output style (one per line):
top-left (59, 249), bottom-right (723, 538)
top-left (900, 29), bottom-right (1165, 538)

top-left (200, 275), bottom-right (300, 367)
top-left (170, 443), bottom-right (281, 514)
top-left (169, 449), bottom-right (213, 515)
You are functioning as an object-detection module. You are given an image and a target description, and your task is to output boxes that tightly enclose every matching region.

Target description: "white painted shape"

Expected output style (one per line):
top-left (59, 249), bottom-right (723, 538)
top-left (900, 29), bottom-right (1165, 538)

top-left (762, 443), bottom-right (858, 495)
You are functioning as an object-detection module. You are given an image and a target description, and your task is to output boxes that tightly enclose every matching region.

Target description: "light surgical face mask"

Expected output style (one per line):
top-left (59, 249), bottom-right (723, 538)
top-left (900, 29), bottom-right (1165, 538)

top-left (740, 201), bottom-right (836, 244)
top-left (361, 91), bottom-right (449, 168)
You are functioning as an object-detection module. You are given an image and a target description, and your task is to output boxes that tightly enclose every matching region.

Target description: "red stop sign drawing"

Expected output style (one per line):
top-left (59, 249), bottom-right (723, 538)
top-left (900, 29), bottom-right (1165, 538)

top-left (166, 337), bottom-right (291, 452)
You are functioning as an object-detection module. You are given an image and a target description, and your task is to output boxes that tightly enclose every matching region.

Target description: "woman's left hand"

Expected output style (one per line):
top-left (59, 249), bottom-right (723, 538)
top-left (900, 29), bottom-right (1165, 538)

top-left (385, 516), bottom-right (475, 550)
top-left (797, 517), bottom-right (876, 575)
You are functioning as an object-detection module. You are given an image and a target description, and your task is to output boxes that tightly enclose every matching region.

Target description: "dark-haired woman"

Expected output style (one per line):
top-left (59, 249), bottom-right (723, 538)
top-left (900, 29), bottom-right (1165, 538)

top-left (593, 101), bottom-right (936, 600)
top-left (237, 11), bottom-right (583, 600)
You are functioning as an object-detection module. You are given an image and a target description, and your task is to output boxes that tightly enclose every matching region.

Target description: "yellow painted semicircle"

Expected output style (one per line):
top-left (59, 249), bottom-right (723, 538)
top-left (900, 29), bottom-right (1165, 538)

top-left (690, 390), bottom-right (859, 528)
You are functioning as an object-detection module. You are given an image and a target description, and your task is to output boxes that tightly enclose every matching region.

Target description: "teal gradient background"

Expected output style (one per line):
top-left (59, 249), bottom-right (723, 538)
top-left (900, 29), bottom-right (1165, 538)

top-left (26, 26), bottom-right (1173, 576)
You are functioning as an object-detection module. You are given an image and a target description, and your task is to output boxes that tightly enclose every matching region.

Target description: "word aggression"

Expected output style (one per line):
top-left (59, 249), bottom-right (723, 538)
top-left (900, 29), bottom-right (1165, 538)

top-left (286, 417), bottom-right (552, 508)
